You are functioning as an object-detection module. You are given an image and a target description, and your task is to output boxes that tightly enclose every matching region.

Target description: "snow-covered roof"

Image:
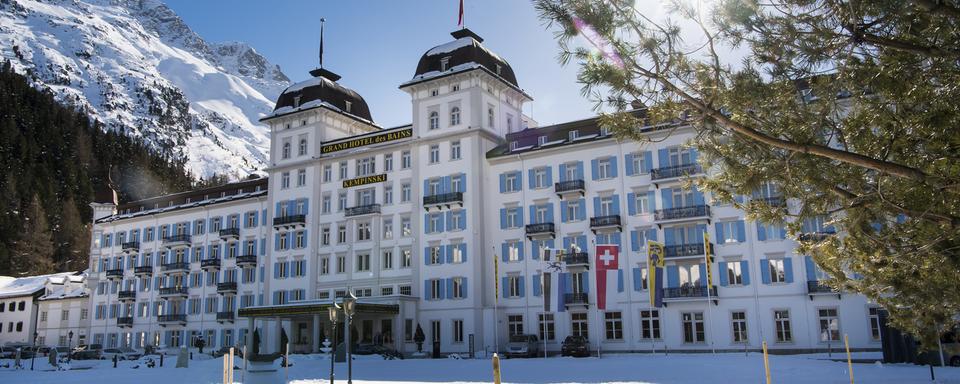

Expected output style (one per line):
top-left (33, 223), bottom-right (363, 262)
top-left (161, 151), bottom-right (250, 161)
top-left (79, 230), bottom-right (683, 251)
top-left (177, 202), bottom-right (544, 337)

top-left (0, 272), bottom-right (78, 299)
top-left (97, 189), bottom-right (267, 224)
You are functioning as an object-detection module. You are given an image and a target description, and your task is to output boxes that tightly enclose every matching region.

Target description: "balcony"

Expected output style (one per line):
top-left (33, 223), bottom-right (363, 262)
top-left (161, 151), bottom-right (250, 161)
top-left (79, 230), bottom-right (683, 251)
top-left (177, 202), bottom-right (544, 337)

top-left (216, 311), bottom-right (235, 323)
top-left (564, 293), bottom-right (589, 308)
top-left (105, 269), bottom-right (124, 281)
top-left (554, 179), bottom-right (586, 198)
top-left (134, 266), bottom-right (153, 277)
top-left (158, 314), bottom-right (187, 326)
top-left (236, 254), bottom-right (258, 267)
top-left (423, 192), bottom-right (464, 210)
top-left (589, 215), bottom-right (622, 232)
top-left (161, 262), bottom-right (190, 275)
top-left (158, 286), bottom-right (188, 299)
top-left (651, 163), bottom-right (702, 182)
top-left (345, 204), bottom-right (381, 217)
top-left (654, 205), bottom-right (711, 223)
top-left (217, 282), bottom-right (237, 295)
top-left (117, 317), bottom-right (134, 328)
top-left (121, 241), bottom-right (140, 254)
top-left (218, 227), bottom-right (240, 241)
top-left (807, 280), bottom-right (841, 300)
top-left (798, 231), bottom-right (836, 242)
top-left (664, 243), bottom-right (714, 259)
top-left (200, 258), bottom-right (221, 271)
top-left (663, 285), bottom-right (718, 303)
top-left (756, 196), bottom-right (786, 208)
top-left (564, 252), bottom-right (590, 270)
top-left (118, 290), bottom-right (137, 302)
top-left (524, 222), bottom-right (555, 239)
top-left (162, 234), bottom-right (192, 249)
top-left (273, 214), bottom-right (306, 228)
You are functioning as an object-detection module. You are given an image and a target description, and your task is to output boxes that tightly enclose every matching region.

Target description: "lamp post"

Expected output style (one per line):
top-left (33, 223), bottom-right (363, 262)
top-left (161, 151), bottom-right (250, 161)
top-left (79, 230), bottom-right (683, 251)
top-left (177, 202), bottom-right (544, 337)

top-left (31, 331), bottom-right (37, 370)
top-left (68, 331), bottom-right (74, 362)
top-left (342, 292), bottom-right (357, 384)
top-left (328, 301), bottom-right (340, 384)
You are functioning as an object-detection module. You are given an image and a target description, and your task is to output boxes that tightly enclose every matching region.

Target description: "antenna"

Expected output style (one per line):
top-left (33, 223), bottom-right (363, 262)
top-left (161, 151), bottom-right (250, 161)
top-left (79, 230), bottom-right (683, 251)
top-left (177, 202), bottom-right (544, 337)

top-left (319, 18), bottom-right (326, 68)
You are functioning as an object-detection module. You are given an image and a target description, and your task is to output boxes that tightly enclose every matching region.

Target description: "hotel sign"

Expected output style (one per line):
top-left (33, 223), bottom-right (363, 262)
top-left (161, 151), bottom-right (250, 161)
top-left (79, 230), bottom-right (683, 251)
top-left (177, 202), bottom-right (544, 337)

top-left (321, 128), bottom-right (413, 154)
top-left (343, 174), bottom-right (387, 188)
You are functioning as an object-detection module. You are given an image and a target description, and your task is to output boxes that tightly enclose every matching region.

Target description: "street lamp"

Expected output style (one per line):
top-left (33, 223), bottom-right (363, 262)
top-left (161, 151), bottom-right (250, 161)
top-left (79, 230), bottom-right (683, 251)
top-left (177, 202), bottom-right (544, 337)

top-left (327, 301), bottom-right (340, 384)
top-left (31, 331), bottom-right (37, 370)
top-left (342, 292), bottom-right (357, 384)
top-left (68, 331), bottom-right (74, 362)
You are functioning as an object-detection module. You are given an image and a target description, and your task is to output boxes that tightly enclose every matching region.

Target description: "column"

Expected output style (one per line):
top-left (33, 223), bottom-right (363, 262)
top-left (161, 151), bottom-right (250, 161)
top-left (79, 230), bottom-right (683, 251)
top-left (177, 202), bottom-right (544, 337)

top-left (312, 314), bottom-right (321, 353)
top-left (245, 317), bottom-right (254, 356)
top-left (275, 317), bottom-right (282, 354)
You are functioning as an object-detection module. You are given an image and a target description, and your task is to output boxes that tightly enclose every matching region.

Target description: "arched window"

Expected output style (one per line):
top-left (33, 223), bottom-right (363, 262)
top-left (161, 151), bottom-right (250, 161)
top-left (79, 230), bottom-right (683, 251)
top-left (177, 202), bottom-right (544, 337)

top-left (282, 142), bottom-right (291, 159)
top-left (429, 111), bottom-right (439, 130)
top-left (487, 107), bottom-right (494, 128)
top-left (450, 107), bottom-right (461, 126)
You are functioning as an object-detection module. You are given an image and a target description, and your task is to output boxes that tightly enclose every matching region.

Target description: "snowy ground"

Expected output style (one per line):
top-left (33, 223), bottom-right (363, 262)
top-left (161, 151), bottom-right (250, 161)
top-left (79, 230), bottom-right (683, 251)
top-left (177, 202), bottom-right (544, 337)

top-left (1, 352), bottom-right (958, 383)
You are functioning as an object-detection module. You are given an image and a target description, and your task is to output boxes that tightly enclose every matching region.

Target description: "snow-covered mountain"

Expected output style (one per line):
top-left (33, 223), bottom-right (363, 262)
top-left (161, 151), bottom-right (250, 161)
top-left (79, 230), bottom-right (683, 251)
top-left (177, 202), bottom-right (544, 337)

top-left (0, 0), bottom-right (291, 179)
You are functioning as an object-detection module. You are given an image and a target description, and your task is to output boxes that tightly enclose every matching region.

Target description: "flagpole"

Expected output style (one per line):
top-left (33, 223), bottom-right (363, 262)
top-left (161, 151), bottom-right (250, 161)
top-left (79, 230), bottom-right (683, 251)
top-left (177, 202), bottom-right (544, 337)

top-left (493, 245), bottom-right (499, 356)
top-left (541, 248), bottom-right (549, 359)
top-left (704, 231), bottom-right (716, 354)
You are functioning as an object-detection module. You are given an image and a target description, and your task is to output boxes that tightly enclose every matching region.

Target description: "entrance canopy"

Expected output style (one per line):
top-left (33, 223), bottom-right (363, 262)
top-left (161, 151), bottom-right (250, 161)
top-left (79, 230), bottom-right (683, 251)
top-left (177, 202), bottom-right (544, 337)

top-left (238, 300), bottom-right (400, 319)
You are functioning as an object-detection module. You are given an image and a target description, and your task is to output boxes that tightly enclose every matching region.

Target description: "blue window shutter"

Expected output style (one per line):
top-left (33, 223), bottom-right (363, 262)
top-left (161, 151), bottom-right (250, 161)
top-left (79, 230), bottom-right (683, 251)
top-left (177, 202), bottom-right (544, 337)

top-left (575, 161), bottom-right (584, 180)
top-left (779, 225), bottom-right (788, 240)
top-left (424, 280), bottom-right (431, 299)
top-left (424, 213), bottom-right (431, 233)
top-left (736, 221), bottom-right (746, 242)
top-left (647, 190), bottom-right (656, 211)
top-left (715, 223), bottom-right (724, 243)
top-left (633, 268), bottom-right (642, 291)
top-left (667, 266), bottom-right (679, 288)
top-left (805, 256), bottom-right (817, 281)
top-left (664, 228), bottom-right (675, 246)
top-left (612, 195), bottom-right (620, 215)
top-left (437, 213), bottom-right (445, 233)
top-left (445, 211), bottom-right (454, 231)
top-left (533, 274), bottom-right (542, 296)
top-left (562, 273), bottom-right (573, 294)
top-left (424, 247), bottom-right (431, 265)
top-left (512, 171), bottom-right (521, 191)
top-left (576, 235), bottom-right (587, 253)
top-left (610, 156), bottom-right (618, 177)
top-left (499, 208), bottom-right (507, 229)
top-left (462, 278), bottom-right (468, 298)
top-left (517, 207), bottom-right (524, 226)
top-left (562, 237), bottom-right (572, 251)
top-left (446, 278), bottom-right (454, 300)
top-left (286, 232), bottom-right (293, 250)
top-left (741, 261), bottom-right (751, 285)
top-left (528, 205), bottom-right (536, 225)
top-left (302, 199), bottom-right (309, 215)
top-left (698, 263), bottom-right (707, 286)
top-left (442, 176), bottom-right (452, 194)
top-left (558, 163), bottom-right (567, 182)
top-left (546, 202), bottom-right (554, 223)
top-left (532, 240), bottom-right (540, 260)
top-left (445, 245), bottom-right (454, 264)
top-left (423, 179), bottom-right (430, 195)
top-left (499, 174), bottom-right (506, 193)
top-left (528, 169), bottom-right (535, 189)
top-left (582, 274), bottom-right (590, 294)
top-left (460, 243), bottom-right (467, 262)
top-left (593, 197), bottom-right (601, 216)
top-left (658, 148), bottom-right (669, 168)
top-left (719, 262), bottom-right (728, 286)
top-left (690, 148), bottom-right (699, 163)
top-left (517, 242), bottom-right (525, 261)
top-left (591, 158), bottom-right (599, 180)
top-left (643, 151), bottom-right (653, 172)
top-left (646, 228), bottom-right (657, 242)
top-left (577, 199), bottom-right (586, 221)
top-left (261, 209), bottom-right (267, 226)
top-left (627, 193), bottom-right (637, 215)
top-left (518, 277), bottom-right (526, 297)
top-left (545, 166), bottom-right (553, 186)
top-left (302, 232), bottom-right (307, 248)
top-left (630, 230), bottom-right (639, 252)
top-left (560, 201), bottom-right (568, 222)
top-left (273, 263), bottom-right (280, 279)
top-left (502, 277), bottom-right (509, 298)
top-left (501, 243), bottom-right (509, 262)
top-left (274, 233), bottom-right (280, 251)
top-left (760, 259), bottom-right (771, 284)
top-left (458, 173), bottom-right (466, 192)
top-left (458, 210), bottom-right (466, 230)
top-left (617, 269), bottom-right (624, 292)
top-left (661, 189), bottom-right (673, 209)
top-left (784, 257), bottom-right (794, 283)
top-left (625, 153), bottom-right (635, 175)
top-left (757, 223), bottom-right (767, 241)
top-left (693, 186), bottom-right (706, 205)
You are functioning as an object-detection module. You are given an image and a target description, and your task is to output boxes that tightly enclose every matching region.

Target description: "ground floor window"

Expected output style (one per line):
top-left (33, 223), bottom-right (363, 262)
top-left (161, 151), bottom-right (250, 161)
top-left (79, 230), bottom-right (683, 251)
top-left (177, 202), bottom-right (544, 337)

top-left (571, 312), bottom-right (589, 339)
top-left (731, 311), bottom-right (748, 343)
top-left (508, 315), bottom-right (524, 336)
top-left (818, 308), bottom-right (840, 342)
top-left (452, 320), bottom-right (464, 343)
top-left (868, 307), bottom-right (881, 341)
top-left (774, 310), bottom-right (792, 343)
top-left (431, 320), bottom-right (441, 343)
top-left (682, 312), bottom-right (705, 343)
top-left (640, 310), bottom-right (661, 340)
top-left (538, 313), bottom-right (555, 341)
top-left (604, 311), bottom-right (623, 340)
top-left (94, 333), bottom-right (104, 346)
top-left (405, 319), bottom-right (414, 342)
top-left (170, 330), bottom-right (182, 348)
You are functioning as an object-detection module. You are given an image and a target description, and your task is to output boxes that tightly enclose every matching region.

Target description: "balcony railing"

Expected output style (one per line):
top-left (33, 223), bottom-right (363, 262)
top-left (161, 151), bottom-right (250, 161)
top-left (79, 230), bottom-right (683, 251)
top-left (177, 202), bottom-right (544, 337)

top-left (200, 258), bottom-right (221, 270)
top-left (798, 231), bottom-right (836, 242)
top-left (654, 205), bottom-right (711, 221)
top-left (236, 255), bottom-right (257, 266)
top-left (525, 222), bottom-right (555, 237)
top-left (564, 293), bottom-right (589, 306)
top-left (757, 196), bottom-right (786, 207)
top-left (807, 280), bottom-right (839, 294)
top-left (564, 252), bottom-right (590, 267)
top-left (651, 163), bottom-right (702, 181)
top-left (162, 234), bottom-right (192, 245)
top-left (158, 314), bottom-right (187, 325)
top-left (217, 282), bottom-right (237, 294)
top-left (159, 287), bottom-right (188, 297)
top-left (218, 227), bottom-right (240, 239)
top-left (161, 262), bottom-right (190, 273)
top-left (423, 192), bottom-right (464, 206)
top-left (216, 312), bottom-right (235, 322)
top-left (273, 214), bottom-right (306, 226)
top-left (121, 242), bottom-right (140, 252)
top-left (663, 285), bottom-right (718, 299)
top-left (589, 215), bottom-right (621, 229)
top-left (554, 179), bottom-right (586, 195)
top-left (118, 290), bottom-right (136, 301)
top-left (345, 204), bottom-right (381, 217)
top-left (134, 266), bottom-right (153, 276)
top-left (664, 243), bottom-right (714, 258)
top-left (105, 269), bottom-right (124, 280)
top-left (117, 317), bottom-right (134, 327)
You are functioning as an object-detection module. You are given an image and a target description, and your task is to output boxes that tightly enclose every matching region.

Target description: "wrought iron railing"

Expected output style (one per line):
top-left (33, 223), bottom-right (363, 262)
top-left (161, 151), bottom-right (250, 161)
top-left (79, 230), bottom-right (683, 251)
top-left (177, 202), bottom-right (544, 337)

top-left (651, 163), bottom-right (702, 180)
top-left (654, 205), bottom-right (710, 221)
top-left (273, 214), bottom-right (306, 226)
top-left (590, 215), bottom-right (621, 228)
top-left (663, 285), bottom-right (718, 299)
top-left (554, 179), bottom-right (586, 194)
top-left (423, 192), bottom-right (464, 206)
top-left (525, 222), bottom-right (555, 235)
top-left (345, 204), bottom-right (381, 217)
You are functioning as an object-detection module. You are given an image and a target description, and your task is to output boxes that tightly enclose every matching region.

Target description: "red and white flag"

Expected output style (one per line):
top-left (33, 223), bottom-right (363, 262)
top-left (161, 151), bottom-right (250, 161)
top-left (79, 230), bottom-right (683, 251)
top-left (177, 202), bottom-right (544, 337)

top-left (457, 0), bottom-right (464, 27)
top-left (594, 244), bottom-right (619, 310)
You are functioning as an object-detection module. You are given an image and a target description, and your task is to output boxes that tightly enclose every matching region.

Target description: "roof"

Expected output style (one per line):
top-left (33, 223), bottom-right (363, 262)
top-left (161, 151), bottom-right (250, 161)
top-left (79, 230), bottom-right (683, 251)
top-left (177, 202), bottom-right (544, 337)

top-left (266, 69), bottom-right (373, 122)
top-left (405, 28), bottom-right (518, 89)
top-left (97, 177), bottom-right (269, 224)
top-left (0, 272), bottom-right (79, 300)
top-left (39, 272), bottom-right (89, 301)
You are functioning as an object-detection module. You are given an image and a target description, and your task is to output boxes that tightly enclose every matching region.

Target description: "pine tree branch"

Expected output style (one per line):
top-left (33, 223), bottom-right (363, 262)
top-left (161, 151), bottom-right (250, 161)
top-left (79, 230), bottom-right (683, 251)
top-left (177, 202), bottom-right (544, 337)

top-left (914, 0), bottom-right (960, 19)
top-left (844, 25), bottom-right (960, 58)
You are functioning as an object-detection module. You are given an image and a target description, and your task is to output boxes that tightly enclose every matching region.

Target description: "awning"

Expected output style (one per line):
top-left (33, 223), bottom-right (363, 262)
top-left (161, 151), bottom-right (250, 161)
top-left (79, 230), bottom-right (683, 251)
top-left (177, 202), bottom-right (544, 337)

top-left (238, 300), bottom-right (400, 318)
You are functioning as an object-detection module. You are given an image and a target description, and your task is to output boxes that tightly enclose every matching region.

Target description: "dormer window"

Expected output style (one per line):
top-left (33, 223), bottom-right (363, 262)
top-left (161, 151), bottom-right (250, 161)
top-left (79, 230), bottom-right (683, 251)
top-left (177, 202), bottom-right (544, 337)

top-left (345, 101), bottom-right (352, 113)
top-left (600, 126), bottom-right (611, 136)
top-left (538, 135), bottom-right (547, 146)
top-left (301, 120), bottom-right (307, 126)
top-left (510, 141), bottom-right (519, 151)
top-left (451, 84), bottom-right (460, 92)
top-left (441, 56), bottom-right (451, 71)
top-left (569, 130), bottom-right (579, 141)
top-left (293, 95), bottom-right (302, 108)
top-left (496, 64), bottom-right (502, 75)
top-left (430, 89), bottom-right (439, 97)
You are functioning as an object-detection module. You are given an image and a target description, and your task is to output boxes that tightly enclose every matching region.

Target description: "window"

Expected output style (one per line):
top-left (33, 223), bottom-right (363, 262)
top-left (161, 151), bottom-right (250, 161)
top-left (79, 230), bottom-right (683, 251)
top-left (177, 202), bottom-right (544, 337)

top-left (356, 253), bottom-right (371, 272)
top-left (440, 56), bottom-right (450, 71)
top-left (400, 285), bottom-right (412, 295)
top-left (718, 221), bottom-right (742, 244)
top-left (320, 257), bottom-right (330, 275)
top-left (537, 135), bottom-right (547, 146)
top-left (429, 246), bottom-right (442, 265)
top-left (633, 192), bottom-right (651, 214)
top-left (640, 310), bottom-right (660, 340)
top-left (295, 231), bottom-right (305, 248)
top-left (726, 261), bottom-right (743, 286)
top-left (450, 277), bottom-right (464, 299)
top-left (599, 196), bottom-right (615, 216)
top-left (282, 139), bottom-right (291, 159)
top-left (401, 151), bottom-right (411, 169)
top-left (450, 107), bottom-right (461, 126)
top-left (597, 157), bottom-right (613, 179)
top-left (430, 279), bottom-right (443, 300)
top-left (450, 140), bottom-right (461, 160)
top-left (565, 200), bottom-right (581, 222)
top-left (339, 161), bottom-right (348, 179)
top-left (571, 312), bottom-right (588, 338)
top-left (533, 168), bottom-right (548, 189)
top-left (321, 227), bottom-right (330, 245)
top-left (281, 172), bottom-right (290, 189)
top-left (818, 308), bottom-right (840, 342)
top-left (429, 111), bottom-right (439, 130)
top-left (61, 309), bottom-right (70, 321)
top-left (427, 214), bottom-right (442, 233)
top-left (429, 144), bottom-right (440, 164)
top-left (451, 84), bottom-right (460, 92)
top-left (538, 313), bottom-right (555, 341)
top-left (569, 130), bottom-right (579, 141)
top-left (40, 311), bottom-right (47, 322)
top-left (298, 137), bottom-right (307, 156)
top-left (869, 308), bottom-right (881, 341)
top-left (630, 152), bottom-right (647, 174)
top-left (506, 241), bottom-right (521, 261)
top-left (401, 249), bottom-right (412, 268)
top-left (774, 310), bottom-right (792, 342)
top-left (322, 194), bottom-right (331, 214)
top-left (430, 88), bottom-right (439, 97)
top-left (487, 107), bottom-right (494, 128)
top-left (357, 157), bottom-right (376, 176)
top-left (382, 250), bottom-right (393, 270)
top-left (605, 312), bottom-right (623, 340)
top-left (504, 172), bottom-right (518, 193)
top-left (357, 222), bottom-right (371, 241)
top-left (297, 169), bottom-right (306, 186)
top-left (732, 311), bottom-right (748, 343)
top-left (508, 315), bottom-right (524, 336)
top-left (453, 320), bottom-right (464, 343)
top-left (401, 183), bottom-right (411, 203)
top-left (384, 153), bottom-right (393, 171)
top-left (768, 259), bottom-right (786, 283)
top-left (682, 312), bottom-right (705, 343)
top-left (508, 275), bottom-right (522, 297)
top-left (338, 192), bottom-right (347, 212)
top-left (323, 165), bottom-right (332, 182)
top-left (383, 218), bottom-right (393, 239)
top-left (401, 217), bottom-right (412, 237)
top-left (337, 255), bottom-right (346, 273)
top-left (338, 225), bottom-right (347, 243)
top-left (758, 221), bottom-right (786, 240)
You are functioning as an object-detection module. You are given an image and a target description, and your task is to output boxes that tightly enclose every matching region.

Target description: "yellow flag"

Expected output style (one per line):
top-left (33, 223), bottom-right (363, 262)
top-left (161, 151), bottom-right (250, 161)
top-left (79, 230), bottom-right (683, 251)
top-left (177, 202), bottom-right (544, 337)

top-left (704, 231), bottom-right (713, 288)
top-left (494, 253), bottom-right (500, 303)
top-left (646, 241), bottom-right (665, 307)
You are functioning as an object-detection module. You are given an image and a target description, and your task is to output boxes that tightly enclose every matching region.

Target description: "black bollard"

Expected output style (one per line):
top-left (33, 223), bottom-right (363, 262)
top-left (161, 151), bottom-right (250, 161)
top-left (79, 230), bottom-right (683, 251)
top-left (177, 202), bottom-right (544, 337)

top-left (930, 363), bottom-right (936, 381)
top-left (113, 355), bottom-right (118, 368)
top-left (190, 352), bottom-right (193, 360)
top-left (160, 354), bottom-right (164, 367)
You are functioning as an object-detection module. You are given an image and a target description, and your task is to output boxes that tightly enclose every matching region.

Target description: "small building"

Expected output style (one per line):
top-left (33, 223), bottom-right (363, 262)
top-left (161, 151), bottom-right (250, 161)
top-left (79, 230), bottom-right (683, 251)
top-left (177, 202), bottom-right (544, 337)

top-left (0, 271), bottom-right (82, 347)
top-left (36, 272), bottom-right (90, 348)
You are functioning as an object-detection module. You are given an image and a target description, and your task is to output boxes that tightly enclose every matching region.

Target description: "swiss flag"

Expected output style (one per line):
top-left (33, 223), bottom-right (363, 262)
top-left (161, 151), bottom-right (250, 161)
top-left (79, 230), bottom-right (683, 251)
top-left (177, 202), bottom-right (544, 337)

top-left (595, 245), bottom-right (619, 310)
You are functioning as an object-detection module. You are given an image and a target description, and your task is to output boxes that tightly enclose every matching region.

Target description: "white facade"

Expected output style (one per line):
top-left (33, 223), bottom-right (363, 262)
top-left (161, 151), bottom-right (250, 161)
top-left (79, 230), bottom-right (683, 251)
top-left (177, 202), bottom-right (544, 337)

top-left (36, 273), bottom-right (90, 348)
top-left (0, 272), bottom-right (80, 347)
top-left (79, 28), bottom-right (881, 356)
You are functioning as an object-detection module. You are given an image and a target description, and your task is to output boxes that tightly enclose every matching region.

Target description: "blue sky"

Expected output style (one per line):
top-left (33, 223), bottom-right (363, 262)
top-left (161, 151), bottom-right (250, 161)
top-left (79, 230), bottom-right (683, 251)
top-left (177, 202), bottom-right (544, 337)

top-left (163, 0), bottom-right (599, 128)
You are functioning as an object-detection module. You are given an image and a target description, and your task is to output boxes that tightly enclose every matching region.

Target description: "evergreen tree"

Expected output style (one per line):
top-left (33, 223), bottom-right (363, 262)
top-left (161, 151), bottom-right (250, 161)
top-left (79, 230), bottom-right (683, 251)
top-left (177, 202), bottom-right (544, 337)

top-left (535, 0), bottom-right (960, 347)
top-left (11, 195), bottom-right (56, 275)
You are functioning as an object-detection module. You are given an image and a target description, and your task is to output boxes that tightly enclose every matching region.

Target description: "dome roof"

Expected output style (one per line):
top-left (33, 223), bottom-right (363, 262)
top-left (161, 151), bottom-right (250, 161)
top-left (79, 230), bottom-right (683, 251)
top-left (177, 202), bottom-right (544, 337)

top-left (272, 68), bottom-right (372, 122)
top-left (410, 29), bottom-right (518, 88)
